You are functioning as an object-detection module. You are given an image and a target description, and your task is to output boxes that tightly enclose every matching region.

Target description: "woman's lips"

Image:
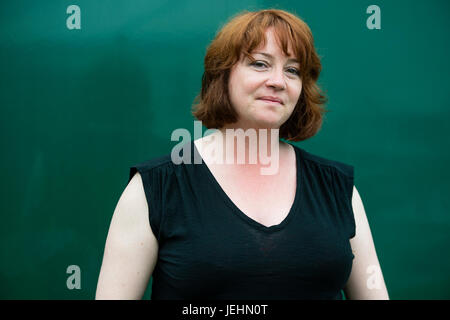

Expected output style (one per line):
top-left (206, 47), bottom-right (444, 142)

top-left (258, 98), bottom-right (283, 105)
top-left (258, 96), bottom-right (284, 104)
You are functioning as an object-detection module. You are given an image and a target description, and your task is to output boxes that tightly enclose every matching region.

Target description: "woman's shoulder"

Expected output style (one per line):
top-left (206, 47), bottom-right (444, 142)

top-left (131, 152), bottom-right (174, 173)
top-left (131, 139), bottom-right (198, 173)
top-left (290, 143), bottom-right (354, 178)
top-left (127, 151), bottom-right (176, 186)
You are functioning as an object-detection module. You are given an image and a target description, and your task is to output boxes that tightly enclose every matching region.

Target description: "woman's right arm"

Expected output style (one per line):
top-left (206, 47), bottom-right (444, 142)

top-left (95, 172), bottom-right (158, 299)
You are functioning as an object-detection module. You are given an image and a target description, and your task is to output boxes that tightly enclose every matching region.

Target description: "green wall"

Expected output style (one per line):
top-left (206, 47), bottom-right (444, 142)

top-left (1, 0), bottom-right (449, 299)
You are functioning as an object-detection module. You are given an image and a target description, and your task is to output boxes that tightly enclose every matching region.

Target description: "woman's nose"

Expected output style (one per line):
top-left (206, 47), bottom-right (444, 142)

top-left (265, 67), bottom-right (286, 90)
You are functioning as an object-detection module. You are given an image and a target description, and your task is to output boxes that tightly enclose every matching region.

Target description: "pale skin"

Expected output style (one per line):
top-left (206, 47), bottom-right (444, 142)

top-left (344, 186), bottom-right (389, 299)
top-left (96, 27), bottom-right (389, 299)
top-left (96, 172), bottom-right (157, 299)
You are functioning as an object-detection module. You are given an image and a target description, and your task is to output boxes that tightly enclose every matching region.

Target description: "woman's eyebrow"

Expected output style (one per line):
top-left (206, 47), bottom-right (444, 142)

top-left (253, 52), bottom-right (299, 63)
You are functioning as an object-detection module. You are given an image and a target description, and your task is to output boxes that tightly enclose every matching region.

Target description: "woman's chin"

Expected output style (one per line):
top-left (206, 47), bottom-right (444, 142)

top-left (250, 118), bottom-right (283, 130)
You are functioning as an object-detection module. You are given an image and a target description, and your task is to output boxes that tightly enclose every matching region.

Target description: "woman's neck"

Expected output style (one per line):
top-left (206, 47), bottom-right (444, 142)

top-left (198, 126), bottom-right (285, 176)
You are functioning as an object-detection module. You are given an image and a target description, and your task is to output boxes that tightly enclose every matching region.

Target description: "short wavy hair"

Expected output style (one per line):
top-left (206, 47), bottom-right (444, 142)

top-left (191, 9), bottom-right (328, 142)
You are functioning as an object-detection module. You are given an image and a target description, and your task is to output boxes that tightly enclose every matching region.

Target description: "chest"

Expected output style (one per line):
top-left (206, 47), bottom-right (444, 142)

top-left (155, 203), bottom-right (354, 299)
top-left (204, 154), bottom-right (297, 228)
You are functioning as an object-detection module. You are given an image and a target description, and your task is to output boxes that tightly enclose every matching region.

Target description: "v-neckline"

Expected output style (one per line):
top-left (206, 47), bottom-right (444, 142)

top-left (191, 139), bottom-right (303, 233)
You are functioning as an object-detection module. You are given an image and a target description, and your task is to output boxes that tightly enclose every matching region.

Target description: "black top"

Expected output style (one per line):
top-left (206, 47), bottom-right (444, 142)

top-left (128, 139), bottom-right (356, 300)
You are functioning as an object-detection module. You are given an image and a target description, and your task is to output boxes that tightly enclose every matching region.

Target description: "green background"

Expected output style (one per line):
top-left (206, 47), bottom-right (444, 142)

top-left (1, 0), bottom-right (449, 299)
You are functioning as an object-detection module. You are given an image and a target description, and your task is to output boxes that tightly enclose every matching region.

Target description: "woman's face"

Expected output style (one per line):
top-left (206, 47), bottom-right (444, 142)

top-left (227, 27), bottom-right (302, 131)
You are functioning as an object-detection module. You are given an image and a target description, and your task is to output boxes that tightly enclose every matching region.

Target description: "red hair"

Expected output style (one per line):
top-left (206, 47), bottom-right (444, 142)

top-left (191, 9), bottom-right (328, 141)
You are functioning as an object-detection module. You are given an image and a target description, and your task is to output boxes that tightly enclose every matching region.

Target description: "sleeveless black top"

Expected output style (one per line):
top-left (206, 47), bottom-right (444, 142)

top-left (128, 140), bottom-right (355, 300)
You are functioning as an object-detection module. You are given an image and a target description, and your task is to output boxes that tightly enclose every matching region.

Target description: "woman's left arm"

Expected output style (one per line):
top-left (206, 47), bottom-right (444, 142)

top-left (343, 186), bottom-right (390, 300)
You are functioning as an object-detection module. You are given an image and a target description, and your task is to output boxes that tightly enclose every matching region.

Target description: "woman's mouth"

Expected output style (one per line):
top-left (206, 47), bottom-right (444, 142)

top-left (257, 96), bottom-right (284, 105)
top-left (258, 98), bottom-right (283, 105)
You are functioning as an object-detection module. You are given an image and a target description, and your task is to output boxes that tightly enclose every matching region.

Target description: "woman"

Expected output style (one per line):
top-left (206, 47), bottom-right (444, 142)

top-left (96, 9), bottom-right (389, 300)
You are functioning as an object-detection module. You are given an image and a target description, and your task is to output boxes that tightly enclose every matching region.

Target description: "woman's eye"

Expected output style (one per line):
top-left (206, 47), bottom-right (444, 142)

top-left (287, 68), bottom-right (300, 76)
top-left (250, 61), bottom-right (300, 76)
top-left (250, 61), bottom-right (267, 68)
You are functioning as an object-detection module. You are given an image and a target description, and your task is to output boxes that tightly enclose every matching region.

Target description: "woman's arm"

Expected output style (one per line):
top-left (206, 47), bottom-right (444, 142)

top-left (343, 186), bottom-right (389, 300)
top-left (96, 172), bottom-right (158, 299)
